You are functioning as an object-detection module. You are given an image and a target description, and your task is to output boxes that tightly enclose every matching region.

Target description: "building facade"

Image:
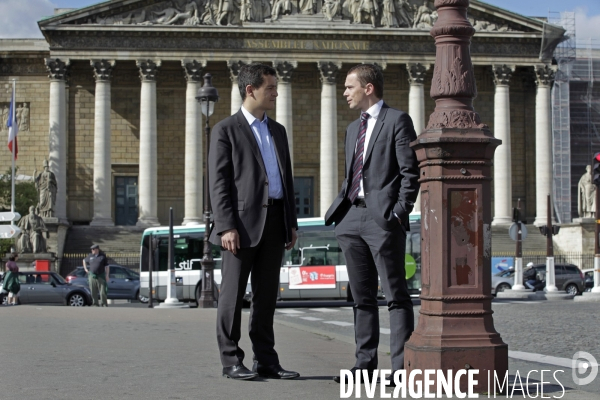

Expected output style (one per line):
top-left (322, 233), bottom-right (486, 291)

top-left (0, 0), bottom-right (564, 236)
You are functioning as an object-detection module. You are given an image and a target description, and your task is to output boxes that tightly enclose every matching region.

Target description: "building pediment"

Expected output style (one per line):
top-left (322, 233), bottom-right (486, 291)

top-left (39, 0), bottom-right (548, 33)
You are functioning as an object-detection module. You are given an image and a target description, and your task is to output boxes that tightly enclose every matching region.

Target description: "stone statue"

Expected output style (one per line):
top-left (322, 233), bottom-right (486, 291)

top-left (356, 0), bottom-right (378, 27)
top-left (18, 103), bottom-right (29, 131)
top-left (18, 206), bottom-right (48, 254)
top-left (34, 159), bottom-right (58, 218)
top-left (1, 105), bottom-right (9, 130)
top-left (394, 0), bottom-right (412, 27)
top-left (322, 0), bottom-right (341, 21)
top-left (578, 165), bottom-right (596, 218)
top-left (162, 1), bottom-right (201, 25)
top-left (380, 0), bottom-right (398, 28)
top-left (251, 0), bottom-right (271, 22)
top-left (298, 0), bottom-right (315, 15)
top-left (271, 0), bottom-right (292, 21)
top-left (413, 0), bottom-right (436, 29)
top-left (216, 0), bottom-right (238, 25)
top-left (200, 0), bottom-right (217, 24)
top-left (240, 0), bottom-right (252, 21)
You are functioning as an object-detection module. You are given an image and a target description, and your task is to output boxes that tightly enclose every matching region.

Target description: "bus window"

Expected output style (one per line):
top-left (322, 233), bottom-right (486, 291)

top-left (283, 229), bottom-right (345, 266)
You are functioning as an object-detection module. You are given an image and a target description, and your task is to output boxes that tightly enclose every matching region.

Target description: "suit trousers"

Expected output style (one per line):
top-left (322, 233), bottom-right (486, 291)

top-left (216, 203), bottom-right (285, 368)
top-left (335, 204), bottom-right (414, 371)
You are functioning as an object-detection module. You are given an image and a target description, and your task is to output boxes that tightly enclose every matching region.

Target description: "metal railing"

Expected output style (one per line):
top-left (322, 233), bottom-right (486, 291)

top-left (492, 252), bottom-right (595, 271)
top-left (60, 252), bottom-right (140, 277)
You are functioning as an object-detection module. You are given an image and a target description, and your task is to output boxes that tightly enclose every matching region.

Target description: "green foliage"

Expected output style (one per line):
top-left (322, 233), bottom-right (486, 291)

top-left (0, 168), bottom-right (38, 255)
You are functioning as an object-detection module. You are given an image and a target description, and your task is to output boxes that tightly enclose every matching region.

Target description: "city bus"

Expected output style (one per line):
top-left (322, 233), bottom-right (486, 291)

top-left (139, 216), bottom-right (422, 305)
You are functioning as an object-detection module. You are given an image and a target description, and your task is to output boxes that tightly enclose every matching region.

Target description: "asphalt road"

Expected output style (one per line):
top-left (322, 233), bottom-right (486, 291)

top-left (0, 299), bottom-right (598, 400)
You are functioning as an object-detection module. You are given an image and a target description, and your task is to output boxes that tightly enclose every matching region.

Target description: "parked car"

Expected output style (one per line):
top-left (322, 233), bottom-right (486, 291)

top-left (65, 265), bottom-right (144, 302)
top-left (527, 263), bottom-right (585, 295)
top-left (1, 271), bottom-right (92, 306)
top-left (582, 268), bottom-right (594, 291)
top-left (492, 264), bottom-right (585, 295)
top-left (492, 268), bottom-right (515, 295)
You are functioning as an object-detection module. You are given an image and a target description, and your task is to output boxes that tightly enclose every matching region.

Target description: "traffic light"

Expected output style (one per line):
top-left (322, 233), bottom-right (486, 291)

top-left (593, 152), bottom-right (600, 186)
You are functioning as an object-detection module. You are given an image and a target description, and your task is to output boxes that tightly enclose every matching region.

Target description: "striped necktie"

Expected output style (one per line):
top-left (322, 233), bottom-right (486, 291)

top-left (348, 112), bottom-right (370, 203)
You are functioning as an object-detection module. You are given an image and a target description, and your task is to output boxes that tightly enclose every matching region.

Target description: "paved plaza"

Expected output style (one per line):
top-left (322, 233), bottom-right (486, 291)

top-left (0, 300), bottom-right (598, 400)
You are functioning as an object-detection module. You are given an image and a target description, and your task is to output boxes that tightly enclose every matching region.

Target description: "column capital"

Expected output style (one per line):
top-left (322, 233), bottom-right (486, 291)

top-left (407, 63), bottom-right (430, 85)
top-left (45, 58), bottom-right (70, 81)
top-left (492, 64), bottom-right (515, 86)
top-left (136, 59), bottom-right (161, 82)
top-left (318, 61), bottom-right (342, 85)
top-left (273, 61), bottom-right (297, 83)
top-left (91, 59), bottom-right (115, 82)
top-left (227, 60), bottom-right (250, 82)
top-left (535, 64), bottom-right (556, 87)
top-left (182, 59), bottom-right (207, 82)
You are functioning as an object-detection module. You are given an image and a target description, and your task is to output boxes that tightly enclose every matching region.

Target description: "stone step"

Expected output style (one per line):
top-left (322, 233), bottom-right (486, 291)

top-left (62, 223), bottom-right (548, 257)
top-left (63, 225), bottom-right (145, 255)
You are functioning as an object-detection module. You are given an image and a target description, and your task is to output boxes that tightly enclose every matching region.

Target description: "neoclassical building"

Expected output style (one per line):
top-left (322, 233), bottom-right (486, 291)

top-left (0, 0), bottom-right (565, 245)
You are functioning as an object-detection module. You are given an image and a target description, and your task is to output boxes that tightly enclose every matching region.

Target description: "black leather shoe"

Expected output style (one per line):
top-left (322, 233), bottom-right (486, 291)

top-left (222, 364), bottom-right (258, 380)
top-left (386, 370), bottom-right (403, 387)
top-left (333, 367), bottom-right (375, 383)
top-left (252, 362), bottom-right (300, 379)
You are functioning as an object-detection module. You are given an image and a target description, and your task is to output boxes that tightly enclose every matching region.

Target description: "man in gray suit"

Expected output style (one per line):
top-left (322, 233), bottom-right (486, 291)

top-left (209, 63), bottom-right (299, 381)
top-left (325, 64), bottom-right (419, 384)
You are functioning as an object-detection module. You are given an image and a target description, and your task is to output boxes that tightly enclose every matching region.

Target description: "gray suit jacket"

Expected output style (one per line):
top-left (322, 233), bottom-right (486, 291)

top-left (324, 103), bottom-right (419, 231)
top-left (208, 110), bottom-right (298, 248)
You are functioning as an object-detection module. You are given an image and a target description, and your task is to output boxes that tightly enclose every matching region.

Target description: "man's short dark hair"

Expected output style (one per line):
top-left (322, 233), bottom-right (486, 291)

top-left (238, 63), bottom-right (277, 101)
top-left (347, 64), bottom-right (384, 99)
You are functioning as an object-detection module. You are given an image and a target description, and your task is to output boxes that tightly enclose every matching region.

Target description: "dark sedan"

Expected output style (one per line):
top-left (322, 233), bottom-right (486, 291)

top-left (66, 265), bottom-right (143, 301)
top-left (1, 271), bottom-right (92, 306)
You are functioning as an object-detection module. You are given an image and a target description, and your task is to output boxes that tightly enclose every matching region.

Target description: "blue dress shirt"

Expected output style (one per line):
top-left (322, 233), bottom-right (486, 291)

top-left (241, 106), bottom-right (284, 199)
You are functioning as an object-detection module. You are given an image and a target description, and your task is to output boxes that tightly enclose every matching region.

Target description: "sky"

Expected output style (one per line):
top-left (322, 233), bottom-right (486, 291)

top-left (0, 0), bottom-right (599, 42)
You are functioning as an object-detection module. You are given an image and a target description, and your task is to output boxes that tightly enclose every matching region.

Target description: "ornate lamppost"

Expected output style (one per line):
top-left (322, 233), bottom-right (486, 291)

top-left (196, 73), bottom-right (219, 308)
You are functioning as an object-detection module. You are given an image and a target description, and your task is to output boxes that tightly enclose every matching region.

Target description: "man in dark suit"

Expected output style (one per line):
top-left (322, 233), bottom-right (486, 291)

top-left (325, 64), bottom-right (419, 383)
top-left (209, 63), bottom-right (299, 381)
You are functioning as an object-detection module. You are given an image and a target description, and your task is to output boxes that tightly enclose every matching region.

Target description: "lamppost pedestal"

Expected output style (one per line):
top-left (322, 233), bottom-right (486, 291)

top-left (404, 0), bottom-right (507, 393)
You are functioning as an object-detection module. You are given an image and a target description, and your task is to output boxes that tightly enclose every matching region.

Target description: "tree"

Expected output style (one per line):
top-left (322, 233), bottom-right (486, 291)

top-left (0, 168), bottom-right (38, 255)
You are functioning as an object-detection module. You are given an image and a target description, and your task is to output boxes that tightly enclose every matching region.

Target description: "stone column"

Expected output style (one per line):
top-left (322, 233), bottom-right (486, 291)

top-left (407, 63), bottom-right (430, 214)
top-left (90, 60), bottom-right (115, 226)
top-left (45, 58), bottom-right (70, 223)
top-left (318, 62), bottom-right (341, 217)
top-left (136, 60), bottom-right (161, 227)
top-left (274, 61), bottom-right (297, 166)
top-left (492, 64), bottom-right (515, 226)
top-left (181, 59), bottom-right (206, 226)
top-left (533, 65), bottom-right (555, 226)
top-left (227, 60), bottom-right (248, 115)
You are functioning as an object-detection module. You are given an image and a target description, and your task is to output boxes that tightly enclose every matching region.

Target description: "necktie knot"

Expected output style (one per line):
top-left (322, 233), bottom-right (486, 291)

top-left (360, 112), bottom-right (370, 122)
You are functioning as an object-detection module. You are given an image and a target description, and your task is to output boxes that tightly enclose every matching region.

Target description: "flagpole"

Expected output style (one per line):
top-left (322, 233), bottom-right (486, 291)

top-left (10, 80), bottom-right (16, 213)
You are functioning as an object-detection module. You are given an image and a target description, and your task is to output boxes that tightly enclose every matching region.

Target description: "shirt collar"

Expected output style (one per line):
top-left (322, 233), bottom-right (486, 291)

top-left (364, 100), bottom-right (384, 120)
top-left (241, 105), bottom-right (268, 126)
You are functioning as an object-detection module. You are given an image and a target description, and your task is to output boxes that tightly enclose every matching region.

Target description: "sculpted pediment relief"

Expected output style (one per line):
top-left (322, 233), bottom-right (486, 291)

top-left (40, 0), bottom-right (542, 32)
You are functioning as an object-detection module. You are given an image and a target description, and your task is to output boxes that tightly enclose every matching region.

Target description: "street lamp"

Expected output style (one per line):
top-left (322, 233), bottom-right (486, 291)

top-left (196, 73), bottom-right (219, 308)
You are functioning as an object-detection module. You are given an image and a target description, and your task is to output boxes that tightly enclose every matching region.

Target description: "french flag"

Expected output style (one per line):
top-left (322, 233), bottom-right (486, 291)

top-left (7, 84), bottom-right (18, 160)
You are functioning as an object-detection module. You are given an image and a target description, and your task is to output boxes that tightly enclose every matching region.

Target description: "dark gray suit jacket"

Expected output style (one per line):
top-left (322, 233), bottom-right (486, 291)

top-left (325, 103), bottom-right (419, 231)
top-left (208, 110), bottom-right (298, 248)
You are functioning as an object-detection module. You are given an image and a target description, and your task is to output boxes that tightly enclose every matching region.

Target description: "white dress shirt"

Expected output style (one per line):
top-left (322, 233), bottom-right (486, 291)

top-left (356, 100), bottom-right (384, 198)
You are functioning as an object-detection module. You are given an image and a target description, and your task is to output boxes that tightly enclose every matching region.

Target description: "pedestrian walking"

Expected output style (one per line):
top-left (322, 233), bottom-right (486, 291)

top-left (3, 253), bottom-right (21, 305)
top-left (325, 64), bottom-right (419, 384)
top-left (83, 244), bottom-right (109, 307)
top-left (209, 63), bottom-right (299, 381)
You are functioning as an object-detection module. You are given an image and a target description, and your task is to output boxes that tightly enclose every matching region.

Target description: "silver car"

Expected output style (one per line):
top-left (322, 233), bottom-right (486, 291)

top-left (1, 271), bottom-right (92, 306)
top-left (492, 269), bottom-right (514, 295)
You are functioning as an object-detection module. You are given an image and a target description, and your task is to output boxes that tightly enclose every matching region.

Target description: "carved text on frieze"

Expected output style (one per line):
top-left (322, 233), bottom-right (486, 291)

top-left (244, 39), bottom-right (369, 50)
